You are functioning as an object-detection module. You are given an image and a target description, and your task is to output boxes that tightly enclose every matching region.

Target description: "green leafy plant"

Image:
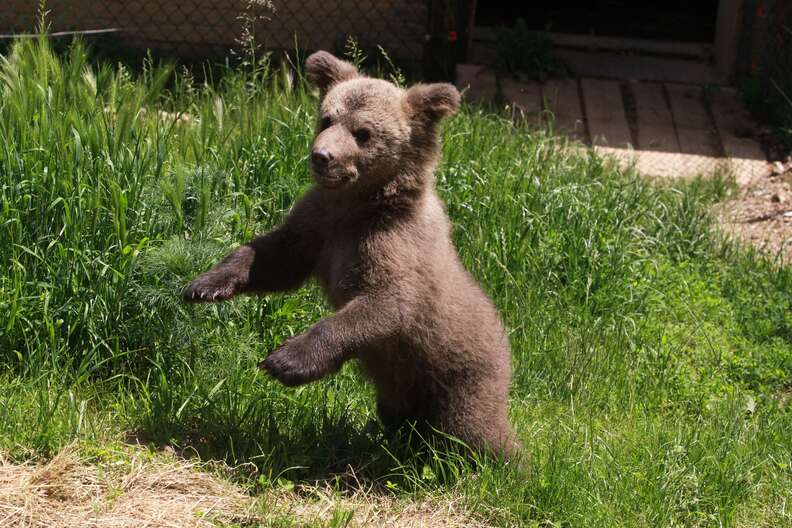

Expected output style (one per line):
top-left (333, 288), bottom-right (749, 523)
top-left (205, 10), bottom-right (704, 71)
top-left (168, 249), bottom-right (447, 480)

top-left (493, 19), bottom-right (567, 81)
top-left (772, 24), bottom-right (792, 148)
top-left (771, 77), bottom-right (792, 148)
top-left (342, 36), bottom-right (406, 87)
top-left (343, 35), bottom-right (367, 71)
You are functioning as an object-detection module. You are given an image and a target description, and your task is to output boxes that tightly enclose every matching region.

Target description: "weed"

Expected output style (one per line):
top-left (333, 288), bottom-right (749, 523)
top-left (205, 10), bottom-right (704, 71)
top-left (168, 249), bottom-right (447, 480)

top-left (493, 19), bottom-right (567, 81)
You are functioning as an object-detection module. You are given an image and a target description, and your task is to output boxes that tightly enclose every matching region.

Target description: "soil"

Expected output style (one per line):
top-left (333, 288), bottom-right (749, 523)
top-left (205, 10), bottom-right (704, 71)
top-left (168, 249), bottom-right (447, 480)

top-left (717, 156), bottom-right (792, 263)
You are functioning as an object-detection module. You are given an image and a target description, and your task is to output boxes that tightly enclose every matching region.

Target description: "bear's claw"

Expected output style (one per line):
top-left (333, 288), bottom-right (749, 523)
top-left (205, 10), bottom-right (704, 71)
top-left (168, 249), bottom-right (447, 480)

top-left (182, 274), bottom-right (239, 303)
top-left (259, 343), bottom-right (313, 387)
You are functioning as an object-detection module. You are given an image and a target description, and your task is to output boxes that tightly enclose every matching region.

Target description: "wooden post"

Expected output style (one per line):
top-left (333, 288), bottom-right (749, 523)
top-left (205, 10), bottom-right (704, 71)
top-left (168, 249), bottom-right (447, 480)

top-left (714, 0), bottom-right (744, 83)
top-left (423, 0), bottom-right (460, 81)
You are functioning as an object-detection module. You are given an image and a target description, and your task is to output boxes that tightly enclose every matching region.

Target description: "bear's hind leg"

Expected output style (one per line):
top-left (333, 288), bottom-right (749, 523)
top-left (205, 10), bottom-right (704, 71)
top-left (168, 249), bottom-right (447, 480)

top-left (436, 394), bottom-right (521, 459)
top-left (378, 395), bottom-right (424, 430)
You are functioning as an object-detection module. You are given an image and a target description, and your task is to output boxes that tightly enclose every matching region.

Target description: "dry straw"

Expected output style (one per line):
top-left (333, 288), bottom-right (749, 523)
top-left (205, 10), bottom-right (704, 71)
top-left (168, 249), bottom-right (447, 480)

top-left (0, 446), bottom-right (252, 528)
top-left (0, 446), bottom-right (488, 527)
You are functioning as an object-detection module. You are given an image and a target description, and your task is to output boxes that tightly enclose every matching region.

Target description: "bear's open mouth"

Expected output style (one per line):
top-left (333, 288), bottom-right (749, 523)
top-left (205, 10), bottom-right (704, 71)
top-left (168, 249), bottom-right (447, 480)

top-left (318, 177), bottom-right (344, 189)
top-left (312, 168), bottom-right (355, 189)
top-left (313, 173), bottom-right (345, 189)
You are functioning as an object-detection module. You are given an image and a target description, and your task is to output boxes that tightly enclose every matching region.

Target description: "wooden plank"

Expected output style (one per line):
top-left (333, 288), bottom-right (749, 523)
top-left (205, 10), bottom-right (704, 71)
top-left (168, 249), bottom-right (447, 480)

top-left (500, 78), bottom-right (542, 122)
top-left (474, 27), bottom-right (712, 58)
top-left (707, 87), bottom-right (769, 183)
top-left (715, 0), bottom-right (741, 81)
top-left (581, 78), bottom-right (632, 148)
top-left (634, 82), bottom-right (673, 126)
top-left (456, 64), bottom-right (497, 104)
top-left (633, 82), bottom-right (680, 152)
top-left (555, 49), bottom-right (721, 84)
top-left (675, 127), bottom-right (722, 157)
top-left (708, 87), bottom-right (766, 161)
top-left (666, 84), bottom-right (721, 156)
top-left (542, 79), bottom-right (586, 141)
top-left (665, 84), bottom-right (711, 128)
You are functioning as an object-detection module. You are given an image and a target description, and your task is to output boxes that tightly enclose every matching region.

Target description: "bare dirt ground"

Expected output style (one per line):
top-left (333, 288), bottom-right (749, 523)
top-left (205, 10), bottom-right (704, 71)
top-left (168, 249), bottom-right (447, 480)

top-left (0, 446), bottom-right (487, 528)
top-left (717, 156), bottom-right (792, 264)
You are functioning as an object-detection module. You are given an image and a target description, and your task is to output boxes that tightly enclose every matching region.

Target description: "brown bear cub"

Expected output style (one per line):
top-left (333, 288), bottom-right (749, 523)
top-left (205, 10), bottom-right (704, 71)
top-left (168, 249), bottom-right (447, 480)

top-left (183, 51), bottom-right (519, 457)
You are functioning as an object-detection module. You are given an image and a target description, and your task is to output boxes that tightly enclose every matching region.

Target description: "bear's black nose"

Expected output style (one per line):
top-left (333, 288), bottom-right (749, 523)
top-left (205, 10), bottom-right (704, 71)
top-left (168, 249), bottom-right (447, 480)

top-left (311, 148), bottom-right (332, 166)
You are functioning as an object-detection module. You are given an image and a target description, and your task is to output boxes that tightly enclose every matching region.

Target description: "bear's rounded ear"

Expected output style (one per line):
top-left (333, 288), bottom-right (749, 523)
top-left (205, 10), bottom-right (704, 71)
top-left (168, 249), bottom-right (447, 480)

top-left (304, 51), bottom-right (359, 95)
top-left (405, 83), bottom-right (461, 123)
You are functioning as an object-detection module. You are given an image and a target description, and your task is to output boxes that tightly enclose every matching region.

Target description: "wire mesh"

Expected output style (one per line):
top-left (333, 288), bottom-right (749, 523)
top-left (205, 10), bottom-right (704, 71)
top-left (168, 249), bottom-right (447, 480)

top-left (764, 0), bottom-right (792, 142)
top-left (0, 0), bottom-right (432, 67)
top-left (742, 0), bottom-right (792, 146)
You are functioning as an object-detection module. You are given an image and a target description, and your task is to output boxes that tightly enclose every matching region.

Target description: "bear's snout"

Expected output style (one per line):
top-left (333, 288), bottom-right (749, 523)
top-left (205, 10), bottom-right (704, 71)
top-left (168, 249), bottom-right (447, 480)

top-left (309, 142), bottom-right (358, 188)
top-left (311, 147), bottom-right (332, 169)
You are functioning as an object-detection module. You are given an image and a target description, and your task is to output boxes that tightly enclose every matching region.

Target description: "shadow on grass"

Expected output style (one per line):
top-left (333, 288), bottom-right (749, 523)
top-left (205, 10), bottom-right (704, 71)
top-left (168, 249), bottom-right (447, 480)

top-left (127, 409), bottom-right (490, 494)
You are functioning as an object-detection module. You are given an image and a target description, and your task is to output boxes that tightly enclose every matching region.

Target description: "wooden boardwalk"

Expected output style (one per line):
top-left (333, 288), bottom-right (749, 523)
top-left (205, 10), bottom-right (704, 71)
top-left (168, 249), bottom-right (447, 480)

top-left (457, 64), bottom-right (768, 182)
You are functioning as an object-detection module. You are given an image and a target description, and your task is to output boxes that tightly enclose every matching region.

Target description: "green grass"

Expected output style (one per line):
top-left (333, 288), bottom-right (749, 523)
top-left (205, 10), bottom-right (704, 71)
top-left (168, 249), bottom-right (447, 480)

top-left (1, 36), bottom-right (791, 527)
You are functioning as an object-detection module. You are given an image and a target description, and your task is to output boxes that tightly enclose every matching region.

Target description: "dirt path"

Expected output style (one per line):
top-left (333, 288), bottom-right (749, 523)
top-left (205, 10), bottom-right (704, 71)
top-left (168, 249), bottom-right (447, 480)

top-left (718, 157), bottom-right (792, 263)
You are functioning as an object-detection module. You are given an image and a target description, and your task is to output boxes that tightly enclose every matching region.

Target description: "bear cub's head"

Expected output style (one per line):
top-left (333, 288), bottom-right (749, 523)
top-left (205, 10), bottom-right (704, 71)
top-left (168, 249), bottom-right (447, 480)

top-left (304, 51), bottom-right (460, 191)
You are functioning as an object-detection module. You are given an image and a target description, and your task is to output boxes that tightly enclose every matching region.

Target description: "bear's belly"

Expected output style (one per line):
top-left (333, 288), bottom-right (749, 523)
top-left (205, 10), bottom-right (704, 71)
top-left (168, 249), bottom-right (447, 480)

top-left (315, 265), bottom-right (360, 309)
top-left (314, 244), bottom-right (364, 309)
top-left (357, 339), bottom-right (442, 417)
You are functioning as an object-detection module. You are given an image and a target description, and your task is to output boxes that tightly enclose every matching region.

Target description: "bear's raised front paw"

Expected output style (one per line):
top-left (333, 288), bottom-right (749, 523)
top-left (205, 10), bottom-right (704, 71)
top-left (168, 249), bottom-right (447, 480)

top-left (259, 340), bottom-right (315, 387)
top-left (182, 272), bottom-right (241, 303)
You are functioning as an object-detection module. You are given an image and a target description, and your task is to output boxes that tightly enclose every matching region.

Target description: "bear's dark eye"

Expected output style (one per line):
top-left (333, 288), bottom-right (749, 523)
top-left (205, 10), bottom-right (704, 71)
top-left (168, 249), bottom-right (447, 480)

top-left (319, 117), bottom-right (332, 131)
top-left (353, 128), bottom-right (371, 144)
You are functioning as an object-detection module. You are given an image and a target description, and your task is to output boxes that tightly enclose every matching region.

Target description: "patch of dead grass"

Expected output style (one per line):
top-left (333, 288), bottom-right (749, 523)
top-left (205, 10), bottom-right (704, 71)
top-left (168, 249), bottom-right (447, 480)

top-left (0, 446), bottom-right (489, 528)
top-left (266, 483), bottom-right (493, 527)
top-left (0, 446), bottom-right (253, 528)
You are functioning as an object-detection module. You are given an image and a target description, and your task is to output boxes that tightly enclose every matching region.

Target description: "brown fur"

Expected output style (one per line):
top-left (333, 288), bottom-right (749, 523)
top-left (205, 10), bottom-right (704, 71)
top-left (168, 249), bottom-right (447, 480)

top-left (183, 51), bottom-right (519, 457)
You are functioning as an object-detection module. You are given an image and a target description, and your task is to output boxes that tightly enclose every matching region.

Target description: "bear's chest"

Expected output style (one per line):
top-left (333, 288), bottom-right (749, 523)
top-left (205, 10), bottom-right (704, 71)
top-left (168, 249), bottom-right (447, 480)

top-left (314, 235), bottom-right (366, 308)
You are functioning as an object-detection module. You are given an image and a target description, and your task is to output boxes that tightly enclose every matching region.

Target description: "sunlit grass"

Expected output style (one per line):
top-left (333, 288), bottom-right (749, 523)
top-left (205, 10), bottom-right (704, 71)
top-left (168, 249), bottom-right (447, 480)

top-left (0, 37), bottom-right (791, 526)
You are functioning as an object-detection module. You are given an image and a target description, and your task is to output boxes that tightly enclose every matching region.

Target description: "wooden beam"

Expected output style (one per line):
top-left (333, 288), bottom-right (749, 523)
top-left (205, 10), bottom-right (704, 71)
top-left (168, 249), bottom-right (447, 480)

top-left (581, 79), bottom-right (632, 148)
top-left (633, 82), bottom-right (680, 152)
top-left (714, 0), bottom-right (742, 82)
top-left (542, 79), bottom-right (586, 141)
top-left (666, 83), bottom-right (721, 156)
top-left (473, 27), bottom-right (713, 59)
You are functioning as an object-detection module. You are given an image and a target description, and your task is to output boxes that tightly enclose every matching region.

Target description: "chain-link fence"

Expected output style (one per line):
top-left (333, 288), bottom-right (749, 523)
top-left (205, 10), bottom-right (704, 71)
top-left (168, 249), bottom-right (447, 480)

top-left (765, 0), bottom-right (792, 146)
top-left (740, 0), bottom-right (792, 148)
top-left (0, 0), bottom-right (460, 74)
